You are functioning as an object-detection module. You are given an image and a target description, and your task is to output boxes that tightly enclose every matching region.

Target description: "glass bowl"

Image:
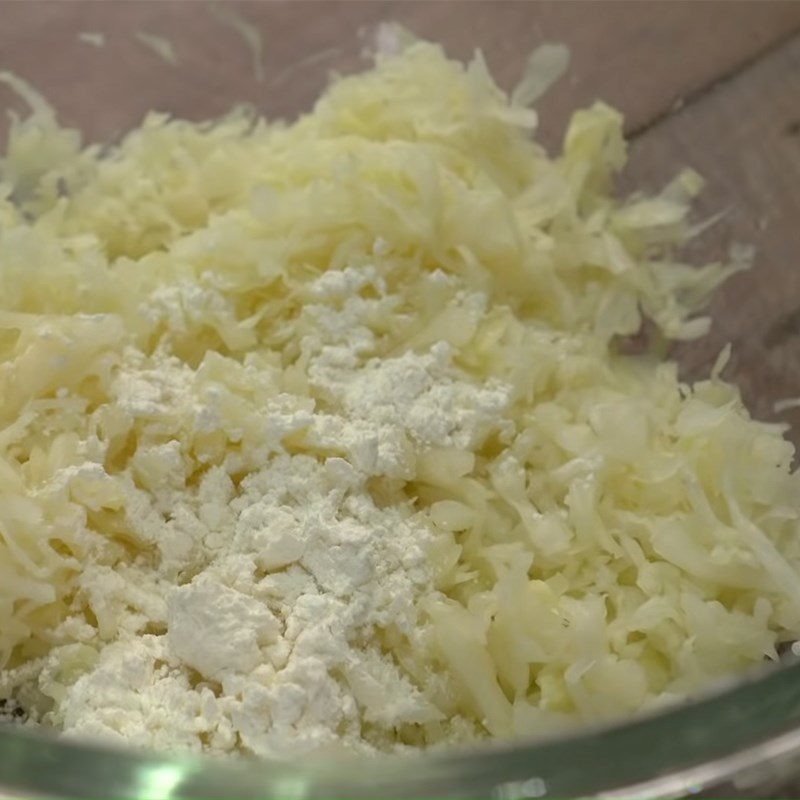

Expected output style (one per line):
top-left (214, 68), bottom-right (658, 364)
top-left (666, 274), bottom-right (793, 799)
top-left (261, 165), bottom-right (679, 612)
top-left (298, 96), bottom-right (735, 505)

top-left (2, 2), bottom-right (800, 797)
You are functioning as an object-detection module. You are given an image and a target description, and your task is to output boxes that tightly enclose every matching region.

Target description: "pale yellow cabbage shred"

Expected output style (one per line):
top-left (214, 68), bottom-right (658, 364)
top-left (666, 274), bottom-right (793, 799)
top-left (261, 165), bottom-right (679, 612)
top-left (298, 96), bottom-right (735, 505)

top-left (0, 40), bottom-right (798, 744)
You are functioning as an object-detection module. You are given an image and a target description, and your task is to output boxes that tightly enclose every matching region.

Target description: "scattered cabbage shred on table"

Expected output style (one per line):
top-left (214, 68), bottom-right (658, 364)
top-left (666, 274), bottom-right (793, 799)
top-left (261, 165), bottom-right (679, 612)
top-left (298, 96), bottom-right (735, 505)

top-left (0, 33), bottom-right (799, 750)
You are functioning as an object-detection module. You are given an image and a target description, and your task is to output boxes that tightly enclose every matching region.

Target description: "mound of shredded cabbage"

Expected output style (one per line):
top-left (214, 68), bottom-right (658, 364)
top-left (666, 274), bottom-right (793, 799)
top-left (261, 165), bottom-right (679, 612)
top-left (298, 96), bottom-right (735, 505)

top-left (1, 35), bottom-right (799, 745)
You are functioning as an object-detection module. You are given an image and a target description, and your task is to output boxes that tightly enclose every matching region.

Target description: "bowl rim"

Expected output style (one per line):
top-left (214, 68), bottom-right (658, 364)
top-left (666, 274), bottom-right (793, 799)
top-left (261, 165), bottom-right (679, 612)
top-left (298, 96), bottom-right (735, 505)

top-left (3, 654), bottom-right (800, 799)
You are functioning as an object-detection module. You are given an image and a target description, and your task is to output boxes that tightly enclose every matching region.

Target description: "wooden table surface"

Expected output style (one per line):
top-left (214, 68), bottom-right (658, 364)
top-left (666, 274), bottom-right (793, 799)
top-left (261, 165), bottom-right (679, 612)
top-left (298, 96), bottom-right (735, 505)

top-left (1, 0), bottom-right (800, 440)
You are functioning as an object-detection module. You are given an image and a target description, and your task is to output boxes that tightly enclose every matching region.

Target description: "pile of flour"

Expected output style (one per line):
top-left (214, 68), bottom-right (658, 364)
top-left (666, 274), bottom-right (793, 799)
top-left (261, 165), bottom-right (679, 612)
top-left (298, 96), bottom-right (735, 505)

top-left (15, 266), bottom-right (508, 757)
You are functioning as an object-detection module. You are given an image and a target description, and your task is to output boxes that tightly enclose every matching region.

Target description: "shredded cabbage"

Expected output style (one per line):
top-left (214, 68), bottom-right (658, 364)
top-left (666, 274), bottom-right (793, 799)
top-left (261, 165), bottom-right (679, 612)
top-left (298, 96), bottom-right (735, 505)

top-left (0, 35), bottom-right (797, 747)
top-left (77, 32), bottom-right (105, 49)
top-left (134, 32), bottom-right (179, 67)
top-left (511, 43), bottom-right (570, 107)
top-left (206, 3), bottom-right (264, 82)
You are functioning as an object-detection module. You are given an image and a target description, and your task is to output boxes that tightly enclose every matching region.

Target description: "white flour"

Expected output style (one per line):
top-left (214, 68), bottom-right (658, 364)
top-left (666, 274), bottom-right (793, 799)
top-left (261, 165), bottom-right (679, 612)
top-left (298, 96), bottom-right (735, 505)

top-left (24, 267), bottom-right (508, 758)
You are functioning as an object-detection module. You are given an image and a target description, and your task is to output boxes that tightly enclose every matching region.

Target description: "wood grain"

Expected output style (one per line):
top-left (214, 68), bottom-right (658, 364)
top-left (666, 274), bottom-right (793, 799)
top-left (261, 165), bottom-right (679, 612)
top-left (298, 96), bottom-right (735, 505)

top-left (0, 1), bottom-right (799, 149)
top-left (624, 33), bottom-right (800, 440)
